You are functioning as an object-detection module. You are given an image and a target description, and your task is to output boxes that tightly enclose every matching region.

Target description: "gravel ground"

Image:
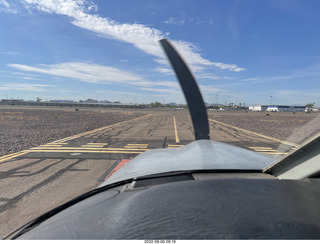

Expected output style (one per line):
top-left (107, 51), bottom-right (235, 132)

top-left (2, 107), bottom-right (320, 157)
top-left (0, 107), bottom-right (145, 157)
top-left (209, 111), bottom-right (320, 144)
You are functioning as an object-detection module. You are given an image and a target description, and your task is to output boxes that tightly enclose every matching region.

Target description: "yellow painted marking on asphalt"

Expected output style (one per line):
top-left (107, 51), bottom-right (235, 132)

top-left (264, 152), bottom-right (288, 155)
top-left (173, 115), bottom-right (180, 143)
top-left (249, 147), bottom-right (273, 149)
top-left (253, 149), bottom-right (278, 152)
top-left (24, 149), bottom-right (143, 154)
top-left (51, 114), bottom-right (152, 143)
top-left (0, 115), bottom-right (152, 161)
top-left (125, 146), bottom-right (148, 149)
top-left (256, 152), bottom-right (288, 155)
top-left (210, 119), bottom-right (299, 147)
top-left (167, 144), bottom-right (184, 148)
top-left (0, 151), bottom-right (28, 163)
top-left (0, 151), bottom-right (27, 159)
top-left (39, 143), bottom-right (68, 147)
top-left (53, 137), bottom-right (74, 143)
top-left (86, 143), bottom-right (108, 145)
top-left (81, 143), bottom-right (108, 148)
top-left (40, 144), bottom-right (63, 147)
top-left (125, 145), bottom-right (148, 147)
top-left (124, 144), bottom-right (148, 149)
top-left (127, 144), bottom-right (148, 146)
top-left (81, 145), bottom-right (105, 148)
top-left (46, 142), bottom-right (68, 144)
top-left (29, 147), bottom-right (149, 151)
top-left (248, 146), bottom-right (289, 155)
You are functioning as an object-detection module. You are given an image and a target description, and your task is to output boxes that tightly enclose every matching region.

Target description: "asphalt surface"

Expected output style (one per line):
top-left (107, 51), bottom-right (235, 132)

top-left (0, 109), bottom-right (298, 238)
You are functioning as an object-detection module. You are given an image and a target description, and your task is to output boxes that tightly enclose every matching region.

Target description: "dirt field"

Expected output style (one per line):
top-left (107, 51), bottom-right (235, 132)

top-left (1, 106), bottom-right (320, 157)
top-left (208, 110), bottom-right (320, 145)
top-left (0, 106), bottom-right (145, 157)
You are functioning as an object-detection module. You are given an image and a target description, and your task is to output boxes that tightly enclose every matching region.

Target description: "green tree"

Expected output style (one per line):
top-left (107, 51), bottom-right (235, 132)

top-left (150, 101), bottom-right (162, 108)
top-left (305, 103), bottom-right (315, 108)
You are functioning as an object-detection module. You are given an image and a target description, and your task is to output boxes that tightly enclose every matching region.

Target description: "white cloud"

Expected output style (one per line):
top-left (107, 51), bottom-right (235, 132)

top-left (21, 0), bottom-right (245, 72)
top-left (1, 51), bottom-right (21, 55)
top-left (152, 81), bottom-right (179, 89)
top-left (153, 68), bottom-right (174, 74)
top-left (21, 76), bottom-right (41, 80)
top-left (197, 74), bottom-right (235, 80)
top-left (8, 62), bottom-right (182, 90)
top-left (163, 17), bottom-right (214, 26)
top-left (0, 0), bottom-right (9, 8)
top-left (94, 89), bottom-right (185, 104)
top-left (214, 78), bottom-right (266, 88)
top-left (154, 59), bottom-right (168, 65)
top-left (141, 87), bottom-right (180, 94)
top-left (163, 17), bottom-right (188, 26)
top-left (163, 17), bottom-right (178, 25)
top-left (0, 0), bottom-right (18, 13)
top-left (211, 62), bottom-right (245, 72)
top-left (8, 62), bottom-right (148, 85)
top-left (0, 83), bottom-right (54, 92)
top-left (199, 85), bottom-right (220, 94)
top-left (241, 77), bottom-right (260, 82)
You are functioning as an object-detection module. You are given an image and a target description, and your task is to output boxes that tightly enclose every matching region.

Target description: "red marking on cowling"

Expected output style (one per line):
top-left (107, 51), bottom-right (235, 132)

top-left (105, 159), bottom-right (131, 180)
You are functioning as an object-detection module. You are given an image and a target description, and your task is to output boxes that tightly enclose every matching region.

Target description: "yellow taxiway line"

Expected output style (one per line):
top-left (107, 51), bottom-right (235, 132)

top-left (124, 144), bottom-right (148, 149)
top-left (209, 119), bottom-right (299, 147)
top-left (0, 114), bottom-right (152, 162)
top-left (264, 152), bottom-right (288, 155)
top-left (249, 146), bottom-right (289, 155)
top-left (127, 144), bottom-right (148, 146)
top-left (0, 151), bottom-right (28, 163)
top-left (81, 145), bottom-right (105, 148)
top-left (24, 149), bottom-right (144, 154)
top-left (30, 147), bottom-right (149, 151)
top-left (52, 114), bottom-right (151, 143)
top-left (173, 115), bottom-right (180, 143)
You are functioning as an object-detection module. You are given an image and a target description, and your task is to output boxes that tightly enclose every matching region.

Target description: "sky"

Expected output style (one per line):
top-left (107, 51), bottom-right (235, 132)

top-left (0, 0), bottom-right (320, 105)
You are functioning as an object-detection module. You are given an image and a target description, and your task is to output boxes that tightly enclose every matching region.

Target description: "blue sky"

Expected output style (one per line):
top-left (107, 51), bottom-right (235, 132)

top-left (0, 0), bottom-right (320, 105)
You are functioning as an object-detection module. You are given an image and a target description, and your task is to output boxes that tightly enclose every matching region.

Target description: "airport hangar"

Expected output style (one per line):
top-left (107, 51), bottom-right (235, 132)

top-left (249, 105), bottom-right (306, 112)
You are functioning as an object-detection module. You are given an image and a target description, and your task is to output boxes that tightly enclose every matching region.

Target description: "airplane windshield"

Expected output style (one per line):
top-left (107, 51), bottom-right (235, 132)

top-left (1, 0), bottom-right (320, 239)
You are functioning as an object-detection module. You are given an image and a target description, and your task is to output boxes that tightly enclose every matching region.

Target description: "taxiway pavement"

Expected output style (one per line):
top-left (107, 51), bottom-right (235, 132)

top-left (0, 110), bottom-right (297, 238)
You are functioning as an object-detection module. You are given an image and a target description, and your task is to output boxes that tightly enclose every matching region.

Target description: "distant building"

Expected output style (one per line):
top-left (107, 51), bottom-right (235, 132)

top-left (248, 105), bottom-right (268, 111)
top-left (249, 105), bottom-right (306, 112)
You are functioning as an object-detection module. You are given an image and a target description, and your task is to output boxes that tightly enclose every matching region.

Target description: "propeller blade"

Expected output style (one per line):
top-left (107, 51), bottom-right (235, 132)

top-left (159, 39), bottom-right (210, 140)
